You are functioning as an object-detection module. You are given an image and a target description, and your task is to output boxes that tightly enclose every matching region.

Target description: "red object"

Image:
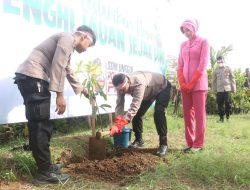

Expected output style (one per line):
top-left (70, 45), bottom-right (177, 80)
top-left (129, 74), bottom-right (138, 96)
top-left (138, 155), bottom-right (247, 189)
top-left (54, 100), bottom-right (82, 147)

top-left (110, 125), bottom-right (120, 135)
top-left (186, 70), bottom-right (202, 93)
top-left (109, 116), bottom-right (128, 135)
top-left (177, 69), bottom-right (187, 92)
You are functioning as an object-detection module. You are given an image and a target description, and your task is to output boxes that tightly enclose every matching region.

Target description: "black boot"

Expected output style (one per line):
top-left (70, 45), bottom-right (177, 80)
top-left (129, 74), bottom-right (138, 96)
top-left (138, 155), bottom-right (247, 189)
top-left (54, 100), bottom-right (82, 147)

top-left (156, 136), bottom-right (168, 157)
top-left (217, 116), bottom-right (224, 123)
top-left (129, 133), bottom-right (144, 148)
top-left (32, 170), bottom-right (70, 185)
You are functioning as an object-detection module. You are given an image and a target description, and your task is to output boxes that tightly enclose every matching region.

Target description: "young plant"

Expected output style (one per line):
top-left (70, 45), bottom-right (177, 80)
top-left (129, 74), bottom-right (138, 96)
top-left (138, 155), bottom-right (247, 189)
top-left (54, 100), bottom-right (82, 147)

top-left (75, 60), bottom-right (111, 136)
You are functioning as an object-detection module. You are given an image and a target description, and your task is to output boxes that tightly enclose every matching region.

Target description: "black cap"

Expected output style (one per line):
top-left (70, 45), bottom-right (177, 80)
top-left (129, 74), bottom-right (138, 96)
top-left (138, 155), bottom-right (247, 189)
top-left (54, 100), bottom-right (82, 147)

top-left (216, 56), bottom-right (224, 61)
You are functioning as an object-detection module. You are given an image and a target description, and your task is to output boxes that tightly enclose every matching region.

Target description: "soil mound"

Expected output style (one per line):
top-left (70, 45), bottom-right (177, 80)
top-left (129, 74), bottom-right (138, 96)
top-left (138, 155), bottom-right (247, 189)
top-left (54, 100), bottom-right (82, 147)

top-left (63, 148), bottom-right (161, 185)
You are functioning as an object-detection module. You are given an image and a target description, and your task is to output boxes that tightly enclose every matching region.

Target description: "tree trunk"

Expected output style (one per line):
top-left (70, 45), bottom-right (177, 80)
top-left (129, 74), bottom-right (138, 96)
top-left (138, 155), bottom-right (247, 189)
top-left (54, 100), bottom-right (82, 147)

top-left (91, 101), bottom-right (96, 137)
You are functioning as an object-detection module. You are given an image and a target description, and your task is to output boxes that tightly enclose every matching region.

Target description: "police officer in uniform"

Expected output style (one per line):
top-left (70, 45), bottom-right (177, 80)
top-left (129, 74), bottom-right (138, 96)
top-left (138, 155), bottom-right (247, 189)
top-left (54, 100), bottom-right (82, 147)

top-left (14, 25), bottom-right (96, 184)
top-left (212, 56), bottom-right (236, 122)
top-left (112, 71), bottom-right (172, 157)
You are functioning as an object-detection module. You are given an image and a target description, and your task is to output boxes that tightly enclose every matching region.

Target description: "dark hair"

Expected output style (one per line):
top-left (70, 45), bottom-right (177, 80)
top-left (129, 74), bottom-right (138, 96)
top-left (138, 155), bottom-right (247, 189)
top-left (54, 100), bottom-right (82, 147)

top-left (216, 56), bottom-right (224, 61)
top-left (112, 73), bottom-right (126, 87)
top-left (76, 25), bottom-right (96, 46)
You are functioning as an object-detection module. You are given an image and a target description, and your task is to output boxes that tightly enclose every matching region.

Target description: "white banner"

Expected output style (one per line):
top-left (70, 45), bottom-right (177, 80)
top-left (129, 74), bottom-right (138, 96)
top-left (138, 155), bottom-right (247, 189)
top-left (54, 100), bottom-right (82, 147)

top-left (0, 0), bottom-right (168, 124)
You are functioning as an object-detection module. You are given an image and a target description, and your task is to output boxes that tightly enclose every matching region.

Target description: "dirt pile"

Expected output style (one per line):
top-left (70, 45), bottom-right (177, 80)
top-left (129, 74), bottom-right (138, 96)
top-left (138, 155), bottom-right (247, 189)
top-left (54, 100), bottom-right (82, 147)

top-left (63, 148), bottom-right (161, 184)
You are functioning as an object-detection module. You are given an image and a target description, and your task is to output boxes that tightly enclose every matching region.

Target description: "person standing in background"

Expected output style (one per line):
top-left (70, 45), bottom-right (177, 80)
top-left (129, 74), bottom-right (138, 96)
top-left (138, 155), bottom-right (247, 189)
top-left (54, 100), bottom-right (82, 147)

top-left (243, 68), bottom-right (250, 100)
top-left (212, 56), bottom-right (236, 122)
top-left (177, 19), bottom-right (209, 153)
top-left (243, 68), bottom-right (250, 88)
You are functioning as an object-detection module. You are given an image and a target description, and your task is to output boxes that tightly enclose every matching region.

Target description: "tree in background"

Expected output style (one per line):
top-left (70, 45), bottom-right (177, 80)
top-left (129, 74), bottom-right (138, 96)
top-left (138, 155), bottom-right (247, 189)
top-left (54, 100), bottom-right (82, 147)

top-left (210, 45), bottom-right (233, 69)
top-left (231, 69), bottom-right (250, 113)
top-left (166, 55), bottom-right (182, 116)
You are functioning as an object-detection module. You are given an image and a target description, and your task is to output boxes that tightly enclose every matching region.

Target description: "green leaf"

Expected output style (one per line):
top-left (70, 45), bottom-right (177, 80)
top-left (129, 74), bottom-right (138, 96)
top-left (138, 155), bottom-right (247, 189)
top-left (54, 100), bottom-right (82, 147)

top-left (76, 60), bottom-right (111, 117)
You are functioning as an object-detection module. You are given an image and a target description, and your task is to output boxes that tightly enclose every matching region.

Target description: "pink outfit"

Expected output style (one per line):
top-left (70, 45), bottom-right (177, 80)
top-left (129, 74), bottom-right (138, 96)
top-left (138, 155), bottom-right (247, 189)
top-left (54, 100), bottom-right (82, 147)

top-left (182, 91), bottom-right (207, 147)
top-left (178, 20), bottom-right (210, 148)
top-left (178, 35), bottom-right (209, 91)
top-left (180, 19), bottom-right (199, 33)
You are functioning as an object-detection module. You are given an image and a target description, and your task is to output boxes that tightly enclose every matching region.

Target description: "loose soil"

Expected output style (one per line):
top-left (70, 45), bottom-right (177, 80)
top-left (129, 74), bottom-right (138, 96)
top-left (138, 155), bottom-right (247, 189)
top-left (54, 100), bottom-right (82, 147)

top-left (0, 136), bottom-right (165, 189)
top-left (61, 147), bottom-right (162, 185)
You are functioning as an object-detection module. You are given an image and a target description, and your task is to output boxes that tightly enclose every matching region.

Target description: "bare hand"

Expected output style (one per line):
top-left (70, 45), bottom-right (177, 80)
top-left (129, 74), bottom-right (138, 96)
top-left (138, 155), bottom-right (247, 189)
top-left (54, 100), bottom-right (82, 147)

top-left (55, 92), bottom-right (66, 115)
top-left (82, 89), bottom-right (89, 98)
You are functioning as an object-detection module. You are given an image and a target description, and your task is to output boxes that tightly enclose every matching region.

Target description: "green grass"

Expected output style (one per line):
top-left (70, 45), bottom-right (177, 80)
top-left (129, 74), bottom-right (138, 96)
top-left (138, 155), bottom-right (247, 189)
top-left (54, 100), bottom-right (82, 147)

top-left (0, 110), bottom-right (249, 190)
top-left (125, 112), bottom-right (250, 190)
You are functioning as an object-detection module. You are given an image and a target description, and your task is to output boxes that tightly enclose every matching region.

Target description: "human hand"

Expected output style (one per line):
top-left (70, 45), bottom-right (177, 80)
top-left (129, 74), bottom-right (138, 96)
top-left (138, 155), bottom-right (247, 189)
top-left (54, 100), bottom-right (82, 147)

top-left (109, 125), bottom-right (120, 136)
top-left (180, 83), bottom-right (188, 92)
top-left (186, 83), bottom-right (194, 93)
top-left (114, 116), bottom-right (129, 126)
top-left (186, 70), bottom-right (202, 93)
top-left (82, 89), bottom-right (89, 98)
top-left (178, 69), bottom-right (187, 92)
top-left (55, 92), bottom-right (66, 115)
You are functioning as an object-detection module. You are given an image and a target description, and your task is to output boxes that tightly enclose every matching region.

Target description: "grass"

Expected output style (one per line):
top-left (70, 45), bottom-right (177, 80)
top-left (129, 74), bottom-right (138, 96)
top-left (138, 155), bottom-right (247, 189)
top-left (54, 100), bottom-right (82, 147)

top-left (126, 113), bottom-right (250, 190)
top-left (0, 110), bottom-right (249, 190)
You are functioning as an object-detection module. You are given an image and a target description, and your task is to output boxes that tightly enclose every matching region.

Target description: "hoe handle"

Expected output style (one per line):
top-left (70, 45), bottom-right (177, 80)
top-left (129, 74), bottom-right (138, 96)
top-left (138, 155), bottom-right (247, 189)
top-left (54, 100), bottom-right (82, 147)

top-left (95, 130), bottom-right (110, 139)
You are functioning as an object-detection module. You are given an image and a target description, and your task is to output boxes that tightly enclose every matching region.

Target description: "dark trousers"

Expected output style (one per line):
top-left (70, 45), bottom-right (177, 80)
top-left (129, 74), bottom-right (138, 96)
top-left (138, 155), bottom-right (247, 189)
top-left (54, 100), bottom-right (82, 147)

top-left (216, 91), bottom-right (232, 119)
top-left (132, 80), bottom-right (171, 142)
top-left (16, 77), bottom-right (52, 172)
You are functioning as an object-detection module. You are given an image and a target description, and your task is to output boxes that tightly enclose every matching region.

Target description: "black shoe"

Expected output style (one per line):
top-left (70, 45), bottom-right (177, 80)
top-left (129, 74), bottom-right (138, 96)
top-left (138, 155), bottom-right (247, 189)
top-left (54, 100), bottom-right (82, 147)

top-left (217, 118), bottom-right (224, 123)
top-left (183, 147), bottom-right (192, 153)
top-left (128, 139), bottom-right (144, 148)
top-left (50, 163), bottom-right (63, 174)
top-left (32, 171), bottom-right (70, 185)
top-left (156, 145), bottom-right (168, 157)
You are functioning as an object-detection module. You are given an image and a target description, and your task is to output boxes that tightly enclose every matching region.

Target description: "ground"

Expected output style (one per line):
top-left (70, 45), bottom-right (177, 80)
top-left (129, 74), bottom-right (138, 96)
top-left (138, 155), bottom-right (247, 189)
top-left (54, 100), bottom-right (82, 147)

top-left (1, 114), bottom-right (250, 189)
top-left (0, 136), bottom-right (163, 189)
top-left (63, 148), bottom-right (162, 185)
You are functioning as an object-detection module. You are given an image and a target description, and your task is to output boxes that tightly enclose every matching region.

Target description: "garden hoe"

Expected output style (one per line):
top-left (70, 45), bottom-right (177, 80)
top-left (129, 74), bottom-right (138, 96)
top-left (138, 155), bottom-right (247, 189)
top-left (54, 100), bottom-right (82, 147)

top-left (89, 101), bottom-right (111, 160)
top-left (89, 131), bottom-right (107, 160)
top-left (88, 101), bottom-right (127, 160)
top-left (89, 125), bottom-right (124, 160)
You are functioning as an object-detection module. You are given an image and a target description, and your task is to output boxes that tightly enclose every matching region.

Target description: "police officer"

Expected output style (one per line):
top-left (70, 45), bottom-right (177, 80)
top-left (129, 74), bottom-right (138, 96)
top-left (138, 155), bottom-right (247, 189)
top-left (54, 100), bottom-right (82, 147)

top-left (112, 71), bottom-right (172, 157)
top-left (212, 56), bottom-right (236, 122)
top-left (14, 25), bottom-right (96, 184)
top-left (243, 68), bottom-right (250, 88)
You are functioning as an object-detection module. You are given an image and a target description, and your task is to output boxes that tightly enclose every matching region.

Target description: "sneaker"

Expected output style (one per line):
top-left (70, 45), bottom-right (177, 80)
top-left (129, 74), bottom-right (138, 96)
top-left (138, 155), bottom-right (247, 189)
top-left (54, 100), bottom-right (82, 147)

top-left (156, 145), bottom-right (168, 157)
top-left (32, 171), bottom-right (70, 185)
top-left (128, 139), bottom-right (144, 148)
top-left (183, 147), bottom-right (192, 153)
top-left (191, 147), bottom-right (203, 153)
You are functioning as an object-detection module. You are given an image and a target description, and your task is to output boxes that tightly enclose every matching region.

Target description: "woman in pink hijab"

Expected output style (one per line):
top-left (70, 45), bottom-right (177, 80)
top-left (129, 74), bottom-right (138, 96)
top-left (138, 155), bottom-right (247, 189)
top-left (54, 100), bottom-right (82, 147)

top-left (177, 19), bottom-right (209, 153)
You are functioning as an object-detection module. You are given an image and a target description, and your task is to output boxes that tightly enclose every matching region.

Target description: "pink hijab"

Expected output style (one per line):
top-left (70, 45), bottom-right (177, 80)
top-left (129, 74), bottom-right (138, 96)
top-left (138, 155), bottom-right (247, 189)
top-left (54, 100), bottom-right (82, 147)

top-left (180, 19), bottom-right (199, 33)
